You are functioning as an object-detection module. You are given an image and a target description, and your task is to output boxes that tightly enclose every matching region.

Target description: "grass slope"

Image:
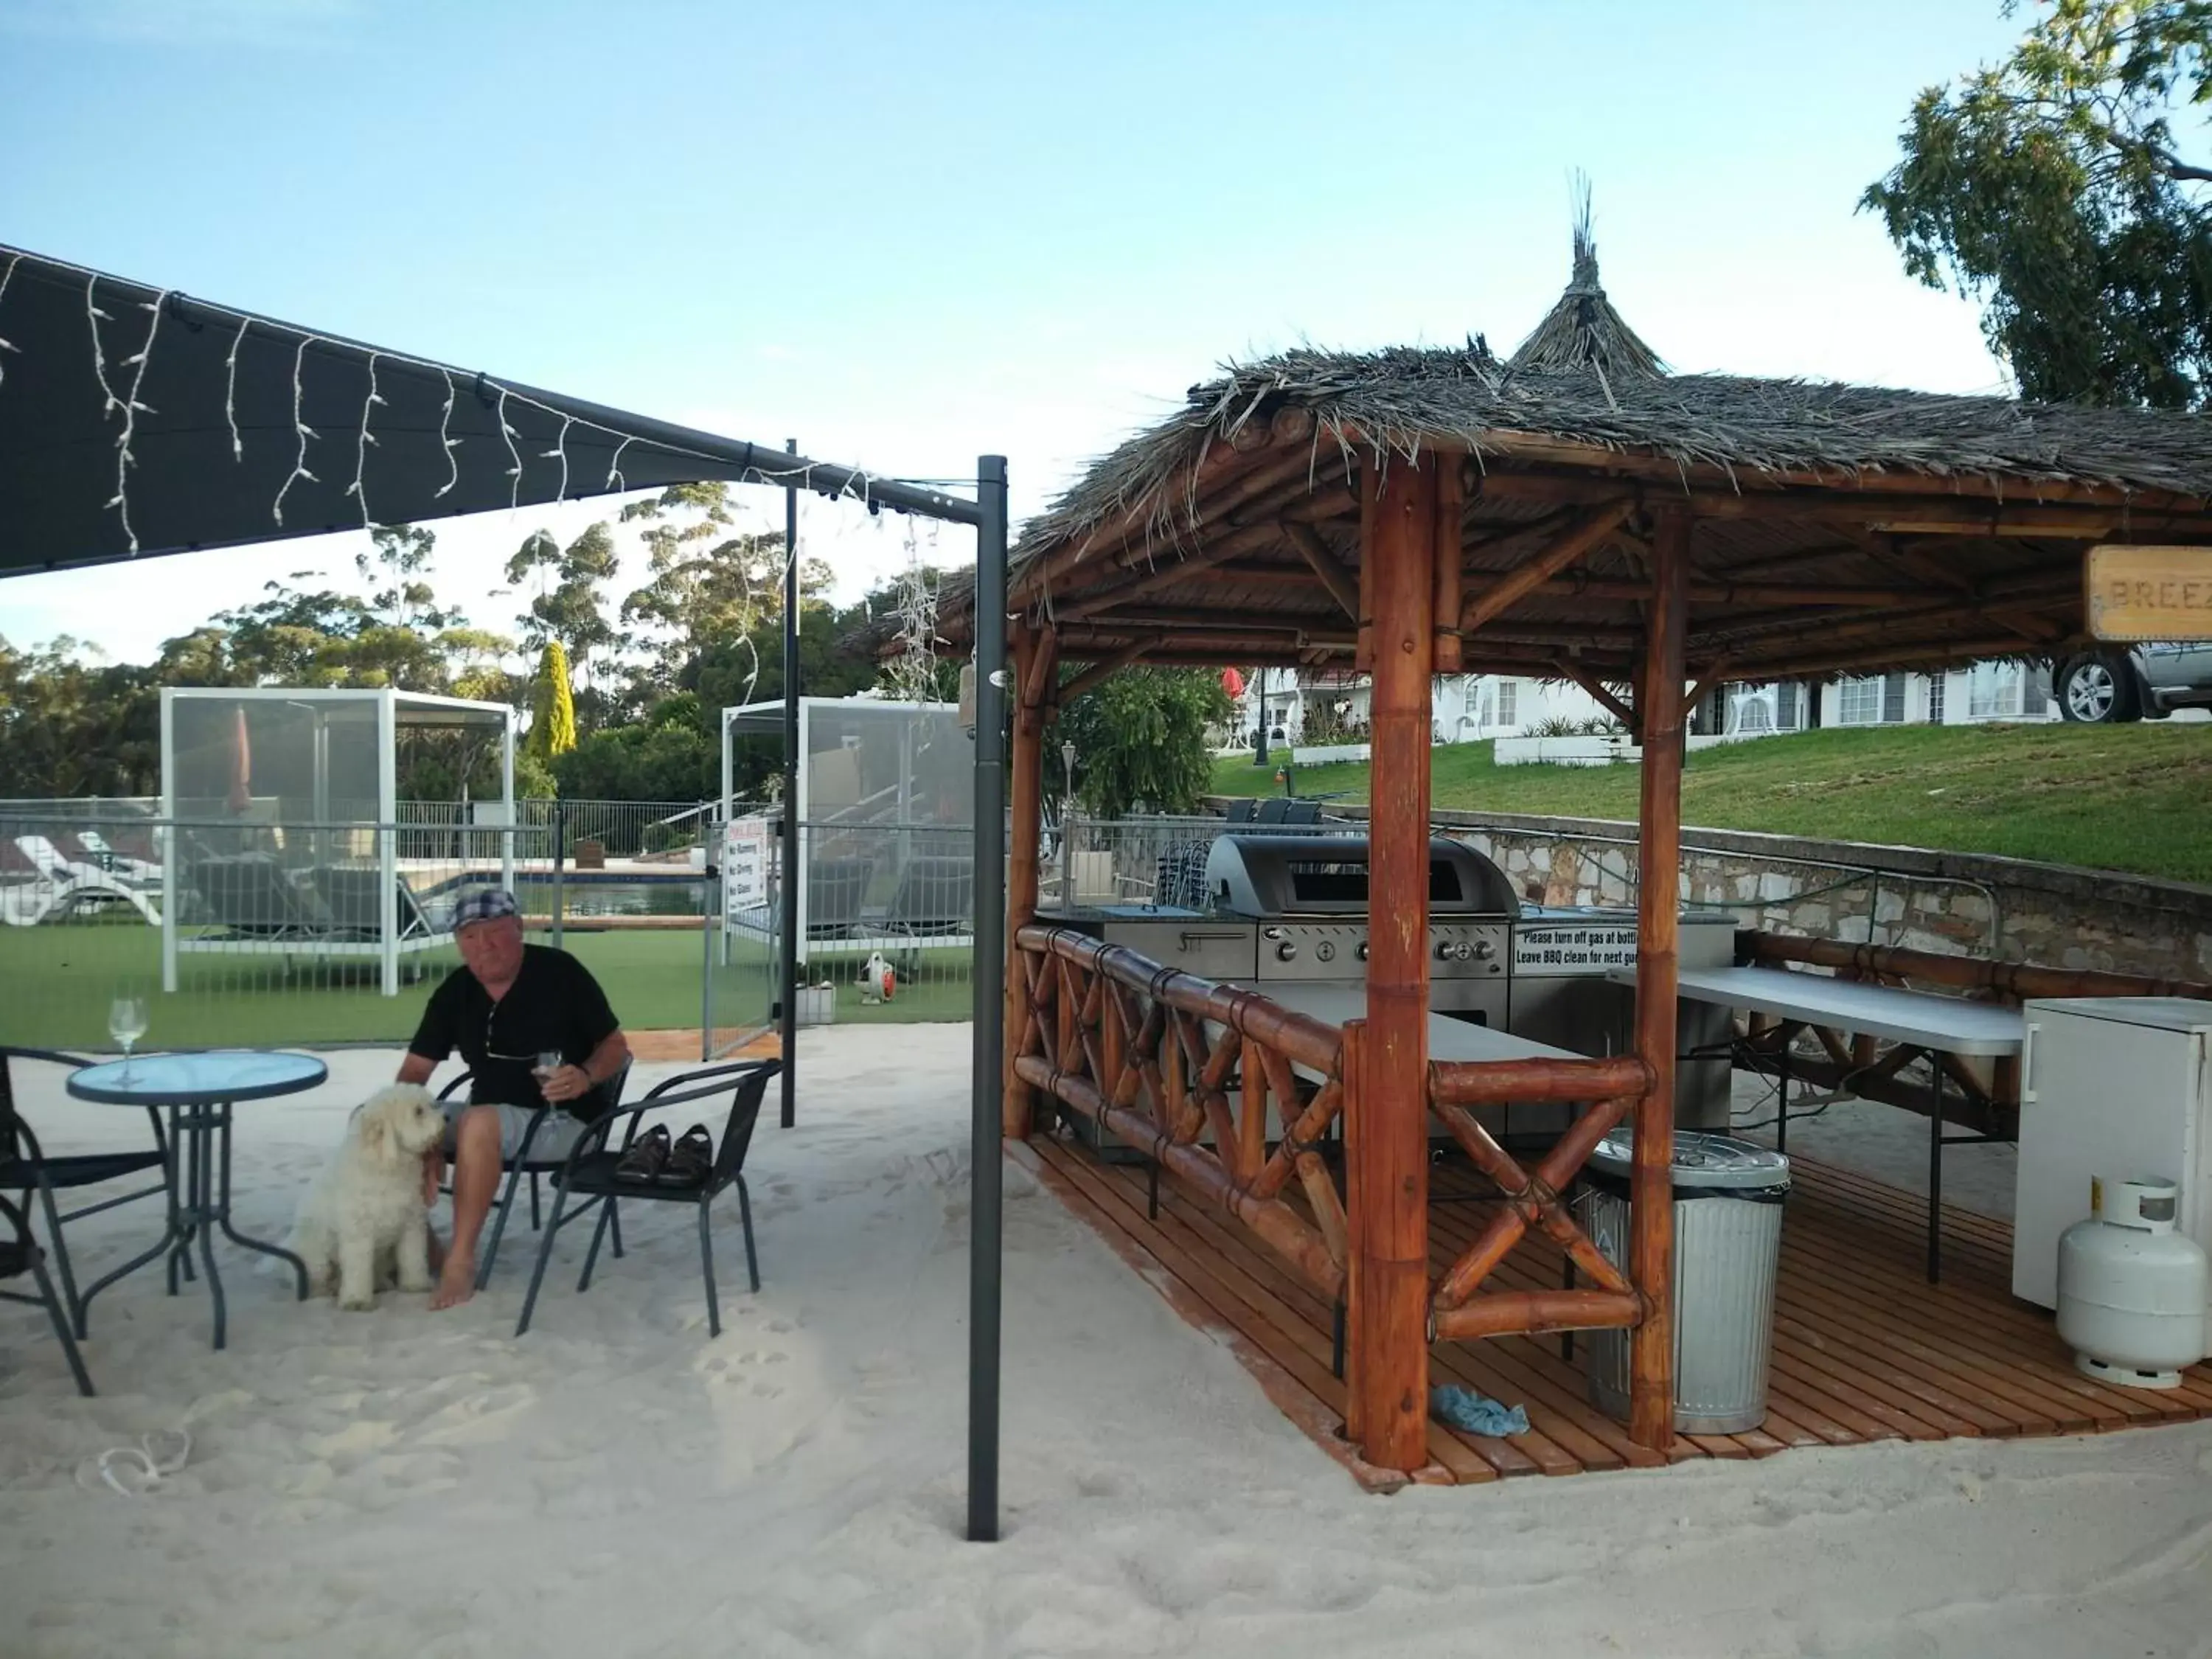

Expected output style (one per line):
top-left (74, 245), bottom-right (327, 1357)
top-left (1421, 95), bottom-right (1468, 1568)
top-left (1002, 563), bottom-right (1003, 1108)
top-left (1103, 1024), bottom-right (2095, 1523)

top-left (0, 922), bottom-right (971, 1051)
top-left (1216, 724), bottom-right (2212, 884)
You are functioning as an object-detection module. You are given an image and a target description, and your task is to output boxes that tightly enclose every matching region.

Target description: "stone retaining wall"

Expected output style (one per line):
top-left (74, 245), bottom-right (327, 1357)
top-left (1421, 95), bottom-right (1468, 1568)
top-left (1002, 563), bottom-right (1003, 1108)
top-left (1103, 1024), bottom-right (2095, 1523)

top-left (1226, 801), bottom-right (2212, 982)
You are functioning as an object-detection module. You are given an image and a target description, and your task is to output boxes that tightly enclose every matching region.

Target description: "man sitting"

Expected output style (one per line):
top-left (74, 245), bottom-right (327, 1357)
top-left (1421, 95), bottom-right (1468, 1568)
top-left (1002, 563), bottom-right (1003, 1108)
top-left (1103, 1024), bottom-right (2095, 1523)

top-left (397, 887), bottom-right (632, 1309)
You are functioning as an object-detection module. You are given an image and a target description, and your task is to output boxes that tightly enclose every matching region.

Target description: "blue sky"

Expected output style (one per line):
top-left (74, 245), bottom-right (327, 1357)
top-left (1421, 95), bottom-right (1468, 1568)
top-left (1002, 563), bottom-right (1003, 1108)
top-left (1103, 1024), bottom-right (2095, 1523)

top-left (1, 0), bottom-right (2027, 664)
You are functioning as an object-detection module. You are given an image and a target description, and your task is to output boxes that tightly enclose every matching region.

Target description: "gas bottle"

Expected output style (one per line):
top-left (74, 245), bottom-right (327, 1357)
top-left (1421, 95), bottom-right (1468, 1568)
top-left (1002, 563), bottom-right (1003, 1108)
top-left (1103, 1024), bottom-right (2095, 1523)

top-left (2056, 1176), bottom-right (2208, 1390)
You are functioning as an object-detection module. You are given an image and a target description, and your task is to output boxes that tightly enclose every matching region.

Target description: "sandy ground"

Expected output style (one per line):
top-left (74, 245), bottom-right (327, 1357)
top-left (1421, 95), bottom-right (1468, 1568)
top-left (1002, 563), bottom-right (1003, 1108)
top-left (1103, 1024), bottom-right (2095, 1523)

top-left (3, 1025), bottom-right (2210, 1659)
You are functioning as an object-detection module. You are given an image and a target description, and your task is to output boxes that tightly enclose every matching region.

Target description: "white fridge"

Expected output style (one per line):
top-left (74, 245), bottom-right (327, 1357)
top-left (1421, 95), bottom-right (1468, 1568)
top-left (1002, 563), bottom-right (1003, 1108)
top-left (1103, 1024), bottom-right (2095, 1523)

top-left (2014, 997), bottom-right (2212, 1310)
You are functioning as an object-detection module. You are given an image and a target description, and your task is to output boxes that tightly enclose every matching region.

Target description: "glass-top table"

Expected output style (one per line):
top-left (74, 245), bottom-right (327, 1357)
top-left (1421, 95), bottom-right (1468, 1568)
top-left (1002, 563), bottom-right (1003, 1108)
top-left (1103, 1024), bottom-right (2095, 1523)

top-left (67, 1049), bottom-right (327, 1349)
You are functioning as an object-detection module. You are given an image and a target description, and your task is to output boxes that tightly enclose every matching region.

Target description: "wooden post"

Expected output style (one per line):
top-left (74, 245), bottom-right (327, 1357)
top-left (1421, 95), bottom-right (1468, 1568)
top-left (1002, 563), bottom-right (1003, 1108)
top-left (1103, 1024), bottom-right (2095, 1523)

top-left (1629, 508), bottom-right (1688, 1453)
top-left (1350, 455), bottom-right (1438, 1472)
top-left (1003, 623), bottom-right (1054, 1138)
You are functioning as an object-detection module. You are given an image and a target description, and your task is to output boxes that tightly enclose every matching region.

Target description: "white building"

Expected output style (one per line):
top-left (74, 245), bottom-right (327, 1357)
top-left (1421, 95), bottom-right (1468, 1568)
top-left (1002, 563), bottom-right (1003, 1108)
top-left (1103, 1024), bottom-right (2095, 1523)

top-left (1229, 656), bottom-right (2063, 759)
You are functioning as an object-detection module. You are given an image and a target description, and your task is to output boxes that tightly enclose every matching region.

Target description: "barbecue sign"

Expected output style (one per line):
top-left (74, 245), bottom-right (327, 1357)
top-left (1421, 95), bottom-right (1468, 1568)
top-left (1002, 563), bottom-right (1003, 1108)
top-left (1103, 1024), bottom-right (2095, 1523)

top-left (1512, 923), bottom-right (1638, 974)
top-left (2085, 544), bottom-right (2212, 641)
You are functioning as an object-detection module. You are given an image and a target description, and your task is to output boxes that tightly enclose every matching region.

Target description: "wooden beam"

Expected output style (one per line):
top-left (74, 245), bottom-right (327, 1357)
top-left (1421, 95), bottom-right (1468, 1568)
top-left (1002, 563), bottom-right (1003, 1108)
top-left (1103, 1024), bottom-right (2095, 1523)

top-left (1280, 521), bottom-right (1360, 622)
top-left (1685, 657), bottom-right (1733, 713)
top-left (1057, 521), bottom-right (1293, 620)
top-left (1470, 462), bottom-right (2212, 536)
top-left (1628, 507), bottom-right (1688, 1455)
top-left (1548, 657), bottom-right (1637, 729)
top-left (1054, 639), bottom-right (1147, 705)
top-left (1433, 459), bottom-right (1465, 672)
top-left (1465, 434), bottom-right (2211, 513)
top-left (1548, 574), bottom-right (1930, 608)
top-left (1461, 498), bottom-right (1635, 633)
top-left (1350, 454), bottom-right (1439, 1475)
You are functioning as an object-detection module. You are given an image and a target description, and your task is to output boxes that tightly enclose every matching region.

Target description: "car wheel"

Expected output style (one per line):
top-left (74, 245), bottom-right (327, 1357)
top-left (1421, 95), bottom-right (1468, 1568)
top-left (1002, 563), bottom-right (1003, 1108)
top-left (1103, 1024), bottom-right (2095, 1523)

top-left (2057, 653), bottom-right (2141, 723)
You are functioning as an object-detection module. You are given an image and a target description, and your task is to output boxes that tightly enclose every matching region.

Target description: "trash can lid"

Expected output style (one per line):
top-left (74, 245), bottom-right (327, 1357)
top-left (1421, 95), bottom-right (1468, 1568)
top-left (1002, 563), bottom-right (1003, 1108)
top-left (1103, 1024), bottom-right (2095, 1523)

top-left (1587, 1129), bottom-right (1790, 1192)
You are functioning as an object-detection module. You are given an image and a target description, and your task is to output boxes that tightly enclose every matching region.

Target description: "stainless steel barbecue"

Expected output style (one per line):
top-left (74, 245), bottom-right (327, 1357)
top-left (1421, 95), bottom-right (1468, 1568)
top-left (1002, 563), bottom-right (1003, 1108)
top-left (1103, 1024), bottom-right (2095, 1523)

top-left (1040, 828), bottom-right (1735, 1131)
top-left (1203, 833), bottom-right (1514, 1032)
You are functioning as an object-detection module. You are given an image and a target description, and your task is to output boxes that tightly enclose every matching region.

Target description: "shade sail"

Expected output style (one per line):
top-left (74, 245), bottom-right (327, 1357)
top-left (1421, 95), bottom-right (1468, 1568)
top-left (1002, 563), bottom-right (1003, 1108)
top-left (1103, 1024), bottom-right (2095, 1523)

top-left (0, 243), bottom-right (823, 575)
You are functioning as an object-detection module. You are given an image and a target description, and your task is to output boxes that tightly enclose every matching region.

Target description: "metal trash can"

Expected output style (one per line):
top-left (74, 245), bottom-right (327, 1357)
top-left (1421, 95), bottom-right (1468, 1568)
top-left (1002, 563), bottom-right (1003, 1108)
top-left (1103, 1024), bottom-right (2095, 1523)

top-left (1583, 1129), bottom-right (1790, 1434)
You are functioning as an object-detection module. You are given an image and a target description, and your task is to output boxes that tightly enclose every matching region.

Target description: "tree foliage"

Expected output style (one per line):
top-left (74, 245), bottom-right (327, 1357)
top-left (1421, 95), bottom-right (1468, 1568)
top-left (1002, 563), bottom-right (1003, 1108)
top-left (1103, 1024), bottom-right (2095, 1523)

top-left (506, 522), bottom-right (626, 681)
top-left (529, 640), bottom-right (577, 761)
top-left (1050, 668), bottom-right (1231, 817)
top-left (1863, 0), bottom-right (2212, 406)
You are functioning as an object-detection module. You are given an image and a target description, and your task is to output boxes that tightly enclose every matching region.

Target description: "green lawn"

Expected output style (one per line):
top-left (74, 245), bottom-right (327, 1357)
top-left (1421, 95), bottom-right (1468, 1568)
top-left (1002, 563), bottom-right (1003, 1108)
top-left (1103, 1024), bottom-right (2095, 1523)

top-left (0, 919), bottom-right (971, 1051)
top-left (1217, 723), bottom-right (2212, 884)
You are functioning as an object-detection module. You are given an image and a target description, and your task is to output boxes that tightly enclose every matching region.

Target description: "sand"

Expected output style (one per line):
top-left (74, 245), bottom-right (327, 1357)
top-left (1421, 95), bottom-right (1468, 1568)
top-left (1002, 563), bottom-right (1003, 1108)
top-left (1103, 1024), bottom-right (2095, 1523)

top-left (3, 1023), bottom-right (2210, 1659)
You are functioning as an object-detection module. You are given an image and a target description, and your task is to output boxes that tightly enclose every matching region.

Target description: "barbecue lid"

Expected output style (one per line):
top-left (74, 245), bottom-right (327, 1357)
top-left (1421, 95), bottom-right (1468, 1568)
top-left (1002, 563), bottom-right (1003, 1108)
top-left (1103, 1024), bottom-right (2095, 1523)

top-left (1203, 832), bottom-right (1518, 918)
top-left (1587, 1128), bottom-right (1790, 1192)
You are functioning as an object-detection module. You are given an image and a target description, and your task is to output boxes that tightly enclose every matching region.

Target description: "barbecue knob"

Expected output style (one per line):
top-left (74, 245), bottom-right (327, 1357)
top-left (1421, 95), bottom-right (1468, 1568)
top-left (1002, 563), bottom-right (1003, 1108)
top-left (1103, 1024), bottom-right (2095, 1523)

top-left (1472, 939), bottom-right (1495, 961)
top-left (1275, 940), bottom-right (1298, 961)
top-left (1436, 939), bottom-right (1472, 962)
top-left (1354, 941), bottom-right (1369, 961)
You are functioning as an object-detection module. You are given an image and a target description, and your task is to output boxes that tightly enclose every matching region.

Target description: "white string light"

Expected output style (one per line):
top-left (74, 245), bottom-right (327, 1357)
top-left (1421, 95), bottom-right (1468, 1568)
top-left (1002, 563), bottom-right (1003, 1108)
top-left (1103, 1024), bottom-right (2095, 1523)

top-left (104, 291), bottom-right (167, 552)
top-left (435, 368), bottom-right (460, 497)
top-left (271, 333), bottom-right (321, 526)
top-left (223, 315), bottom-right (249, 460)
top-left (495, 385), bottom-right (522, 509)
top-left (541, 412), bottom-right (573, 502)
top-left (0, 252), bottom-right (21, 388)
top-left (345, 349), bottom-right (383, 526)
top-left (85, 274), bottom-right (119, 416)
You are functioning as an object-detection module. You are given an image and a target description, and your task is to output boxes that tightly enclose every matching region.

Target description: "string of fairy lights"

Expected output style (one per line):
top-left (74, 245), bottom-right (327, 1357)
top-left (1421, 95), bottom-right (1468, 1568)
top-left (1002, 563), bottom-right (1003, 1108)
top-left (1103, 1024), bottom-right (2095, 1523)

top-left (7, 249), bottom-right (958, 562)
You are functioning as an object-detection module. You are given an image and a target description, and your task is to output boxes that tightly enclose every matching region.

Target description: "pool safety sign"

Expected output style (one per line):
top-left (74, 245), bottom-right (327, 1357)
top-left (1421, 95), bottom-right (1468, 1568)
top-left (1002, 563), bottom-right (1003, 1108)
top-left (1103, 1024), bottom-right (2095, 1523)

top-left (1512, 923), bottom-right (1638, 974)
top-left (722, 816), bottom-right (771, 914)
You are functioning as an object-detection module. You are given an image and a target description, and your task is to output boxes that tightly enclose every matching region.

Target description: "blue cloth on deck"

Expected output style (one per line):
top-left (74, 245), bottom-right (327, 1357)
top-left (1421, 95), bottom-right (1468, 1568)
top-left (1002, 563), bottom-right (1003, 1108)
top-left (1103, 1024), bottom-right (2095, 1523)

top-left (1430, 1385), bottom-right (1530, 1437)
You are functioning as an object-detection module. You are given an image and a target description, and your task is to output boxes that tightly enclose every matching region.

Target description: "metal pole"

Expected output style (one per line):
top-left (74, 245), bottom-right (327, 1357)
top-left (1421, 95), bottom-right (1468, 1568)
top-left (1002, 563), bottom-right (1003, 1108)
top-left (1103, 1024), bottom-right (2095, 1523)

top-left (968, 453), bottom-right (1009, 1545)
top-left (781, 438), bottom-right (801, 1130)
top-left (700, 801), bottom-right (714, 1064)
top-left (549, 799), bottom-right (566, 950)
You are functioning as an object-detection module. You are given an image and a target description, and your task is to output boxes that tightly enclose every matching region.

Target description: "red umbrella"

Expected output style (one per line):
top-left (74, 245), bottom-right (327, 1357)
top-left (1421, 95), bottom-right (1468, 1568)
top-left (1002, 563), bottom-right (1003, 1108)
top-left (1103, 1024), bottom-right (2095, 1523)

top-left (1220, 667), bottom-right (1245, 698)
top-left (225, 704), bottom-right (252, 815)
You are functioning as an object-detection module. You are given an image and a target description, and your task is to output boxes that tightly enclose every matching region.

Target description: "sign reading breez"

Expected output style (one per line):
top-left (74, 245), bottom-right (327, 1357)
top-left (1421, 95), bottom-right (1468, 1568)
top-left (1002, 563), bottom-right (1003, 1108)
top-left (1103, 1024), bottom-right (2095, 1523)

top-left (2086, 544), bottom-right (2212, 641)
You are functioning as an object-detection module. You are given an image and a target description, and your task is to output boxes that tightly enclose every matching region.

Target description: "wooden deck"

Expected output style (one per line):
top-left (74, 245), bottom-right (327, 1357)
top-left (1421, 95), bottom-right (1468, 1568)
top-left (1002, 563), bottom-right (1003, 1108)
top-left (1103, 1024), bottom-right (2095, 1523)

top-left (1016, 1129), bottom-right (2212, 1488)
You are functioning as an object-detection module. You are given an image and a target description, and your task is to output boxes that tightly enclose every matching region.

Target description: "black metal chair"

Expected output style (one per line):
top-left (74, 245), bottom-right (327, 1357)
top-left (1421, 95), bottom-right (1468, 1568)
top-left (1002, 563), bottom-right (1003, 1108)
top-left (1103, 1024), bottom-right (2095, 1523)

top-left (1, 1119), bottom-right (95, 1396)
top-left (1, 1046), bottom-right (175, 1336)
top-left (435, 1059), bottom-right (634, 1290)
top-left (515, 1060), bottom-right (780, 1339)
top-left (1223, 798), bottom-right (1258, 824)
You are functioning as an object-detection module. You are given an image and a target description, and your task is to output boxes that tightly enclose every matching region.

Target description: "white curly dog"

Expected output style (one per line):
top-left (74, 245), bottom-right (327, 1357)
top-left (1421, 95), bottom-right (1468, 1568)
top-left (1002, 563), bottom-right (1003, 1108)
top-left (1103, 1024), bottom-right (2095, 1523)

top-left (288, 1084), bottom-right (448, 1310)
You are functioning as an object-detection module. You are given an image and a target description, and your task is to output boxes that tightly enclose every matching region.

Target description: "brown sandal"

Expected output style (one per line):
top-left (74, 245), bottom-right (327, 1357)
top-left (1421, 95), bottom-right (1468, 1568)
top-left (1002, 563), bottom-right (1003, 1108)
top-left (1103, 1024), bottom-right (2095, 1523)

top-left (659, 1124), bottom-right (713, 1186)
top-left (615, 1123), bottom-right (670, 1182)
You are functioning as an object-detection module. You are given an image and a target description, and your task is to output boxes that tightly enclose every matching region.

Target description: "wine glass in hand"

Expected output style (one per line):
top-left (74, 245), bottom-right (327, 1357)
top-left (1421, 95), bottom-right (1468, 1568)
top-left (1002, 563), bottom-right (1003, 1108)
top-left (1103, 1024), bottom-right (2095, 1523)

top-left (109, 995), bottom-right (149, 1080)
top-left (534, 1049), bottom-right (566, 1104)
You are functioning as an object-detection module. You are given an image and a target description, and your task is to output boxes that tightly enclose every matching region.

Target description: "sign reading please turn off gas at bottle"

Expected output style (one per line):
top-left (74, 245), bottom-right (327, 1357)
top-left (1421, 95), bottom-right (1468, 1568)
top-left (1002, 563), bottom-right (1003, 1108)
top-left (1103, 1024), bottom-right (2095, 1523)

top-left (2085, 544), bottom-right (2212, 641)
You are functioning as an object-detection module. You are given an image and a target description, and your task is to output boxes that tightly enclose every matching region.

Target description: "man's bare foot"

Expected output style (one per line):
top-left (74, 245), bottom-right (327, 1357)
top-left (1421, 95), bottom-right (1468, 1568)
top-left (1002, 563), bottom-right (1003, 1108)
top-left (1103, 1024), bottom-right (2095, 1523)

top-left (430, 1254), bottom-right (476, 1310)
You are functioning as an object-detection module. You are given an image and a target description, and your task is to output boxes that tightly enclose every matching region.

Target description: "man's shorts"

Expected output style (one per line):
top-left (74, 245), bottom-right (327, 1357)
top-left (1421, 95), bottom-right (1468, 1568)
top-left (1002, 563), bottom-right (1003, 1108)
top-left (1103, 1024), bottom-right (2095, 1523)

top-left (442, 1099), bottom-right (587, 1163)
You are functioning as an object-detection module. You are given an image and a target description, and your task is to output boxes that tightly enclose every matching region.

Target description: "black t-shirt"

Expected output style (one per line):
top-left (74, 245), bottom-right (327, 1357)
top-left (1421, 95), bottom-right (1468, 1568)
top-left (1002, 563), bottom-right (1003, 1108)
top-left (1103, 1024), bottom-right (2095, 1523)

top-left (407, 945), bottom-right (621, 1119)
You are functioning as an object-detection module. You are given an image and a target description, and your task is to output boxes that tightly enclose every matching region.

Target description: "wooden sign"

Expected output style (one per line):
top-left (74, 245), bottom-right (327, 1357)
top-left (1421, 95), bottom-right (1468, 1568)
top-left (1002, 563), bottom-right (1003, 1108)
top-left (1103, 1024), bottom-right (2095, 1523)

top-left (2085, 544), bottom-right (2212, 641)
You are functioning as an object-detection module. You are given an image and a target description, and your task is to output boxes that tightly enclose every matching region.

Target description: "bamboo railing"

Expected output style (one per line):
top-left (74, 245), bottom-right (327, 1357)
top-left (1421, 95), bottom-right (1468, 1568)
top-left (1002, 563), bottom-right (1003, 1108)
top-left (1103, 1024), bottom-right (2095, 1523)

top-left (1015, 923), bottom-right (1660, 1346)
top-left (1015, 924), bottom-right (1349, 1297)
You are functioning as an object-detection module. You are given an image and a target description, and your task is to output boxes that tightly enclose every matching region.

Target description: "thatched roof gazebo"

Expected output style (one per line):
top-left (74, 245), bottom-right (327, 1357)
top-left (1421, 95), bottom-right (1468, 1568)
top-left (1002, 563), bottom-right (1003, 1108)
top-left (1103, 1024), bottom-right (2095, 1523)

top-left (897, 228), bottom-right (2212, 1480)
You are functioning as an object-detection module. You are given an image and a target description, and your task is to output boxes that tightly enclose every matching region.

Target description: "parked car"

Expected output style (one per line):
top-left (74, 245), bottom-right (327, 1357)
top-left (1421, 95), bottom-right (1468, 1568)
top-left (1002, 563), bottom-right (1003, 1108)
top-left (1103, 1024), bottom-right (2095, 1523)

top-left (2054, 643), bottom-right (2212, 723)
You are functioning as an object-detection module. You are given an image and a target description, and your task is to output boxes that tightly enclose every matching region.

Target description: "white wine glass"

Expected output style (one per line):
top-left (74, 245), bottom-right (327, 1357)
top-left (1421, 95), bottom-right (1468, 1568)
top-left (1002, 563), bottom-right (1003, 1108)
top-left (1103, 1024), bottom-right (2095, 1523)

top-left (109, 995), bottom-right (150, 1082)
top-left (535, 1049), bottom-right (565, 1105)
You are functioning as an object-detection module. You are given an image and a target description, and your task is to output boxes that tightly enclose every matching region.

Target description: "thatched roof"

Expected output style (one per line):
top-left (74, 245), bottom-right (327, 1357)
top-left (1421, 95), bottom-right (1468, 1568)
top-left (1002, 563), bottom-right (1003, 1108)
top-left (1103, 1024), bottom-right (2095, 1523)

top-left (1504, 197), bottom-right (1665, 385)
top-left (889, 232), bottom-right (2212, 683)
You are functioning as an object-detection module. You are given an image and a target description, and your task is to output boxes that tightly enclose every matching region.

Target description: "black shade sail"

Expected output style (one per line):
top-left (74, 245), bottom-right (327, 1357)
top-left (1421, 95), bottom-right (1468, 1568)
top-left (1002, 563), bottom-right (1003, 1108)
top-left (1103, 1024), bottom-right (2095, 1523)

top-left (0, 243), bottom-right (967, 577)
